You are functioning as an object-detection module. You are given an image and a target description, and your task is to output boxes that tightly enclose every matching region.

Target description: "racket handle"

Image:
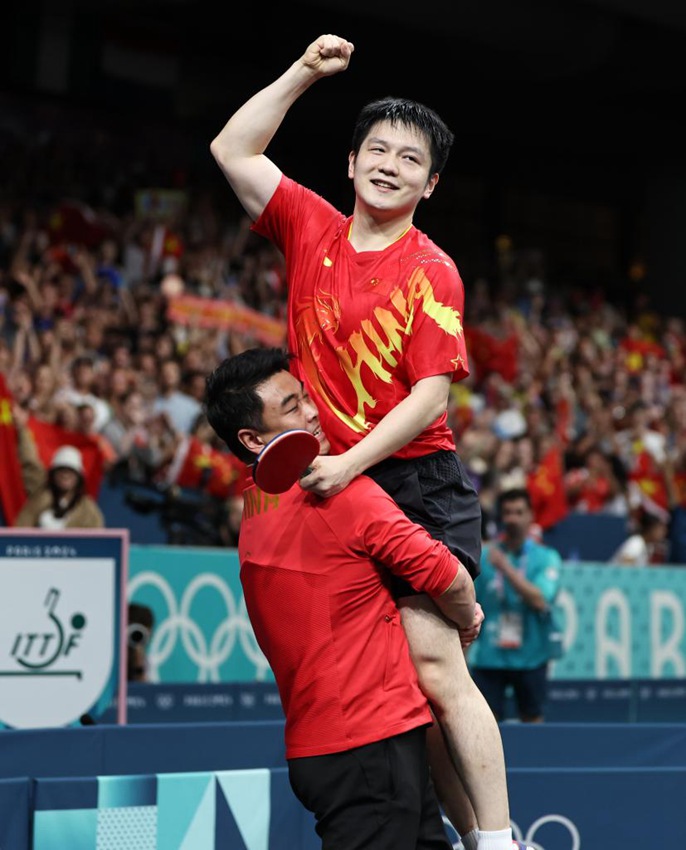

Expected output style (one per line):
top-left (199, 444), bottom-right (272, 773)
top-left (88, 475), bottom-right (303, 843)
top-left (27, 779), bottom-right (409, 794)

top-left (300, 467), bottom-right (314, 479)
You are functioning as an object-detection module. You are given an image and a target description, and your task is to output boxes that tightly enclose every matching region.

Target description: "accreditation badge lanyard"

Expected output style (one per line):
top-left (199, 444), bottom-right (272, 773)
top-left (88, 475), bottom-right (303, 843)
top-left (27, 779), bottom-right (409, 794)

top-left (494, 539), bottom-right (531, 650)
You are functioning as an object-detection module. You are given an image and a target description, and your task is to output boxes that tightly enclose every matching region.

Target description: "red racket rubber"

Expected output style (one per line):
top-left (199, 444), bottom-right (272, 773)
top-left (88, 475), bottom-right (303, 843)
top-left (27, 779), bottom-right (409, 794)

top-left (253, 429), bottom-right (320, 494)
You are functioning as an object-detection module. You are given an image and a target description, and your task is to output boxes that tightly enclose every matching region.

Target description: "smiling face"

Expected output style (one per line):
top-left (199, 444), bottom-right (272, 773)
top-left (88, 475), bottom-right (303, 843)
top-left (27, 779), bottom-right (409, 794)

top-left (348, 120), bottom-right (438, 219)
top-left (238, 370), bottom-right (330, 458)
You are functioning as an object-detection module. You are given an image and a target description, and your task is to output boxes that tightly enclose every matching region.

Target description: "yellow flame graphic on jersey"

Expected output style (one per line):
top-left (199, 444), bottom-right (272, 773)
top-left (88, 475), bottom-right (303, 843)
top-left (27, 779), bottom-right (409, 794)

top-left (296, 268), bottom-right (462, 435)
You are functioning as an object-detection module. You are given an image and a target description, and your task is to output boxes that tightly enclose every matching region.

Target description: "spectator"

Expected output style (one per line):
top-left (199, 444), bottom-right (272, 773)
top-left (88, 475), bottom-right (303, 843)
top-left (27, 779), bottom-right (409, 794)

top-left (183, 368), bottom-right (209, 404)
top-left (469, 488), bottom-right (563, 723)
top-left (28, 362), bottom-right (61, 423)
top-left (127, 603), bottom-right (155, 682)
top-left (609, 509), bottom-right (669, 566)
top-left (13, 423), bottom-right (104, 529)
top-left (564, 445), bottom-right (627, 515)
top-left (73, 401), bottom-right (117, 474)
top-left (102, 388), bottom-right (153, 478)
top-left (54, 354), bottom-right (111, 432)
top-left (152, 357), bottom-right (201, 435)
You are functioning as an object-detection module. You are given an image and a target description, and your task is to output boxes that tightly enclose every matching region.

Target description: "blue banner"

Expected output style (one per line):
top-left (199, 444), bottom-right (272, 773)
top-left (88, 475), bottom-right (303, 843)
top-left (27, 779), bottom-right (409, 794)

top-left (2, 720), bottom-right (686, 848)
top-left (553, 563), bottom-right (686, 679)
top-left (28, 762), bottom-right (686, 849)
top-left (127, 546), bottom-right (686, 683)
top-left (0, 778), bottom-right (30, 849)
top-left (128, 546), bottom-right (269, 684)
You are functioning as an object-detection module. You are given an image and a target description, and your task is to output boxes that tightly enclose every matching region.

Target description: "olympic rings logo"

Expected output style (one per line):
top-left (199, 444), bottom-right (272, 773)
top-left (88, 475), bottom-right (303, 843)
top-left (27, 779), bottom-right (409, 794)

top-left (443, 814), bottom-right (581, 850)
top-left (128, 571), bottom-right (271, 682)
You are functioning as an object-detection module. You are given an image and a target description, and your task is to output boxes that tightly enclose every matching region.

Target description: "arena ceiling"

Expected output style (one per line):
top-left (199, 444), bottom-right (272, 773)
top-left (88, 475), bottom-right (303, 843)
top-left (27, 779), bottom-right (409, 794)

top-left (65, 0), bottom-right (686, 163)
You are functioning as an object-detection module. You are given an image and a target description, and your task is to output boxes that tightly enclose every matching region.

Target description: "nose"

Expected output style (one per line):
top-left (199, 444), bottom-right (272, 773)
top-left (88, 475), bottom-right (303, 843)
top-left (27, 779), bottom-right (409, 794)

top-left (303, 398), bottom-right (319, 422)
top-left (377, 154), bottom-right (399, 175)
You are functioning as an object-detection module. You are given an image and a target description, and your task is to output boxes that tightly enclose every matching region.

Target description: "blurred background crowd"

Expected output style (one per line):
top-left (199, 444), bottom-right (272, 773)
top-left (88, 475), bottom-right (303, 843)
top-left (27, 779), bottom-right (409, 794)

top-left (1, 96), bottom-right (685, 565)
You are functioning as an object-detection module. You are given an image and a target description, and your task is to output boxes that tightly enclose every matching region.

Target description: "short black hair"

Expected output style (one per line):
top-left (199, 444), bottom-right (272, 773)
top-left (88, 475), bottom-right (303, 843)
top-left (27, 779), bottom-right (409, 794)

top-left (71, 355), bottom-right (94, 371)
top-left (637, 509), bottom-right (666, 534)
top-left (497, 487), bottom-right (532, 515)
top-left (204, 347), bottom-right (293, 463)
top-left (351, 96), bottom-right (455, 176)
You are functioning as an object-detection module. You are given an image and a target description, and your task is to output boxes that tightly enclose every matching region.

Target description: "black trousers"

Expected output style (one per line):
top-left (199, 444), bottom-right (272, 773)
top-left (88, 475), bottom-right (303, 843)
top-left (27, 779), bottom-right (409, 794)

top-left (287, 726), bottom-right (452, 850)
top-left (471, 662), bottom-right (549, 721)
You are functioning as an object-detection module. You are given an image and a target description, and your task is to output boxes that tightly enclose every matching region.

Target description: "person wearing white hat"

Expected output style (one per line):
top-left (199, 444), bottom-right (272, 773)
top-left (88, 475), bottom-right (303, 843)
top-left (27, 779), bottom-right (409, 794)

top-left (13, 442), bottom-right (104, 529)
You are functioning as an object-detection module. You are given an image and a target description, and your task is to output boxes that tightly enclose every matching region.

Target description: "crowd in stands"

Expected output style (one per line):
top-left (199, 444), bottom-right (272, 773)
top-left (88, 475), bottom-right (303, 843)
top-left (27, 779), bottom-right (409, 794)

top-left (1, 98), bottom-right (685, 562)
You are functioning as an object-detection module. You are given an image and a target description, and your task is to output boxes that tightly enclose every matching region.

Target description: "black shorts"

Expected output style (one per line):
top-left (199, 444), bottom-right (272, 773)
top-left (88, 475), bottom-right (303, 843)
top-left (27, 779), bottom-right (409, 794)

top-left (287, 726), bottom-right (452, 850)
top-left (470, 663), bottom-right (549, 721)
top-left (365, 450), bottom-right (482, 598)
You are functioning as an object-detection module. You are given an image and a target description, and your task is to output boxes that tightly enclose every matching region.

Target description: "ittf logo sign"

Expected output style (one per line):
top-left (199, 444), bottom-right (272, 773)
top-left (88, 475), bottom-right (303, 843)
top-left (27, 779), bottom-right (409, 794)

top-left (0, 559), bottom-right (116, 728)
top-left (7, 587), bottom-right (86, 678)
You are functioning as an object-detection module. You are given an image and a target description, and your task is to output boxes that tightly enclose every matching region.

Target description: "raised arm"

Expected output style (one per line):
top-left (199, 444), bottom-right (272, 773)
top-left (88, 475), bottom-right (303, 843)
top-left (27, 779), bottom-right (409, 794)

top-left (209, 34), bottom-right (354, 222)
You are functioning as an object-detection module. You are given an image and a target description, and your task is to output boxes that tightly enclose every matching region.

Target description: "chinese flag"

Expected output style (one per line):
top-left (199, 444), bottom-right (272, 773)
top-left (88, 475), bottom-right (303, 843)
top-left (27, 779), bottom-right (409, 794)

top-left (629, 449), bottom-right (669, 513)
top-left (527, 444), bottom-right (569, 530)
top-left (464, 324), bottom-right (519, 384)
top-left (0, 375), bottom-right (27, 525)
top-left (618, 338), bottom-right (666, 374)
top-left (174, 436), bottom-right (248, 500)
top-left (163, 229), bottom-right (184, 259)
top-left (48, 200), bottom-right (110, 249)
top-left (25, 417), bottom-right (105, 499)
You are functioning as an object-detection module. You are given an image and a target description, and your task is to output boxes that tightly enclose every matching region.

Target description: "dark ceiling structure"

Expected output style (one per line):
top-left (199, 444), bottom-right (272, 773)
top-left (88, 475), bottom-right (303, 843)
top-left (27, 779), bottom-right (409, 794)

top-left (56, 0), bottom-right (686, 164)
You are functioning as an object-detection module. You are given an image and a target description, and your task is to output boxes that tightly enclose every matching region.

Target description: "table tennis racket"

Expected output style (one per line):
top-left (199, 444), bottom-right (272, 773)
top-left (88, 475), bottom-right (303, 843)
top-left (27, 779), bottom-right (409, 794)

top-left (252, 429), bottom-right (320, 494)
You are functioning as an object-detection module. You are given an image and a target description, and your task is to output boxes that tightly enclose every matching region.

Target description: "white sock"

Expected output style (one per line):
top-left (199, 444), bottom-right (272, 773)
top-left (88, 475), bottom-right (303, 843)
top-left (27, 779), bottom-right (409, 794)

top-left (460, 828), bottom-right (480, 850)
top-left (478, 827), bottom-right (513, 849)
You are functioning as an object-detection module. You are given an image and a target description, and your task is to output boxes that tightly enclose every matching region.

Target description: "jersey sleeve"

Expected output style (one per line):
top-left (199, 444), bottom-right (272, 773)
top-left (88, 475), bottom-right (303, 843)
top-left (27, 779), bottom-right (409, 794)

top-left (333, 478), bottom-right (460, 596)
top-left (252, 176), bottom-right (338, 257)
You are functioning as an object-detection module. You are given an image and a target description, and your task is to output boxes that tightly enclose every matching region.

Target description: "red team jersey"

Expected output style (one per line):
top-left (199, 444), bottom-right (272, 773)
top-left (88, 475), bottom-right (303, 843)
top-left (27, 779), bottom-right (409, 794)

top-left (238, 475), bottom-right (460, 758)
top-left (253, 175), bottom-right (470, 459)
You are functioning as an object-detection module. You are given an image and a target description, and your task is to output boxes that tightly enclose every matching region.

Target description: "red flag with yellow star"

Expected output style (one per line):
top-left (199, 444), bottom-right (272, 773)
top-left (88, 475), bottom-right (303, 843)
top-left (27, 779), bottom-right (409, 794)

top-left (0, 375), bottom-right (27, 525)
top-left (173, 436), bottom-right (248, 500)
top-left (26, 416), bottom-right (105, 499)
top-left (629, 448), bottom-right (669, 512)
top-left (527, 443), bottom-right (569, 530)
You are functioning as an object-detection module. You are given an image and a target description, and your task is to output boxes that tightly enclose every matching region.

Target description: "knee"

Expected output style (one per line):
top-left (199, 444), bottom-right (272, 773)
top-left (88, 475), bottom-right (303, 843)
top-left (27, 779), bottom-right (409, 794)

top-left (413, 656), bottom-right (459, 708)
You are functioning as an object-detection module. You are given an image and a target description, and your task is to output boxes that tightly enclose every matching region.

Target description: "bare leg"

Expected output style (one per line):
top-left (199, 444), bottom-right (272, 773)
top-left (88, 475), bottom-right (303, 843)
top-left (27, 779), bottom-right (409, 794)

top-left (425, 715), bottom-right (478, 836)
top-left (400, 595), bottom-right (510, 833)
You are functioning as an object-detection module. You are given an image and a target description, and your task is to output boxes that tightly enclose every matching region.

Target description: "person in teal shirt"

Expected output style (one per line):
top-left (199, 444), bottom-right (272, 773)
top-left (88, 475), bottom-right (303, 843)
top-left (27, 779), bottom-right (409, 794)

top-left (469, 487), bottom-right (562, 722)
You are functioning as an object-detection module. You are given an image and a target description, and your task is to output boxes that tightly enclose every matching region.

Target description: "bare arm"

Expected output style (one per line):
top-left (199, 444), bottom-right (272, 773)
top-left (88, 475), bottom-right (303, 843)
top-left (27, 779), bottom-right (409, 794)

top-left (432, 568), bottom-right (477, 631)
top-left (489, 545), bottom-right (548, 611)
top-left (209, 34), bottom-right (354, 222)
top-left (301, 373), bottom-right (452, 497)
top-left (12, 404), bottom-right (47, 498)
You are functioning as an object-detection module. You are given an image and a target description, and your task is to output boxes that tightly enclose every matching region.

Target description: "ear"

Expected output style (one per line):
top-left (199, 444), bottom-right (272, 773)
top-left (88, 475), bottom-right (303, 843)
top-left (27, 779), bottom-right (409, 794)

top-left (422, 173), bottom-right (439, 200)
top-left (347, 150), bottom-right (356, 179)
top-left (238, 428), bottom-right (267, 457)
